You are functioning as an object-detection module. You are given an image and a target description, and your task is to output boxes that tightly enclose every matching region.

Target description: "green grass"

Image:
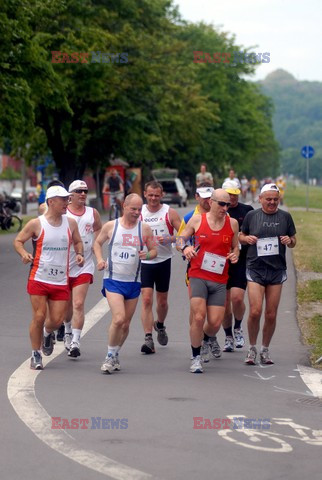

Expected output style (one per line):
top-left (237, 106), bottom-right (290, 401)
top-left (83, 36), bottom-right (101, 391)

top-left (290, 211), bottom-right (322, 272)
top-left (302, 315), bottom-right (322, 365)
top-left (285, 184), bottom-right (322, 209)
top-left (298, 280), bottom-right (322, 303)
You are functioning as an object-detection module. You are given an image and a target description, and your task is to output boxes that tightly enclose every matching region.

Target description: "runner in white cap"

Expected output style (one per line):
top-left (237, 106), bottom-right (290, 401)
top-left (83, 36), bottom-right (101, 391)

top-left (239, 183), bottom-right (296, 365)
top-left (63, 180), bottom-right (102, 358)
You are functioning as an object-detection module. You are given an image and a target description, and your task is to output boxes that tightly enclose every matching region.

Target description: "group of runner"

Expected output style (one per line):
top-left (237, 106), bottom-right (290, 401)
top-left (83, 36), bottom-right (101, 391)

top-left (14, 171), bottom-right (296, 374)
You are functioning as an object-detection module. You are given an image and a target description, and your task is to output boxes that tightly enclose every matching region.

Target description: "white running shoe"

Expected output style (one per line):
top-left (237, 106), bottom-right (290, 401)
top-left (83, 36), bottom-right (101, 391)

top-left (63, 333), bottom-right (72, 352)
top-left (201, 341), bottom-right (211, 363)
top-left (234, 328), bottom-right (245, 348)
top-left (223, 336), bottom-right (234, 352)
top-left (209, 336), bottom-right (222, 358)
top-left (190, 355), bottom-right (203, 373)
top-left (68, 341), bottom-right (81, 358)
top-left (101, 354), bottom-right (116, 374)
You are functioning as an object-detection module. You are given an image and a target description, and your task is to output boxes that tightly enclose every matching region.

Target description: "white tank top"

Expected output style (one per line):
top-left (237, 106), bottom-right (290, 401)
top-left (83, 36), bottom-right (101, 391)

top-left (30, 215), bottom-right (72, 285)
top-left (67, 206), bottom-right (95, 276)
top-left (141, 204), bottom-right (173, 264)
top-left (103, 219), bottom-right (143, 282)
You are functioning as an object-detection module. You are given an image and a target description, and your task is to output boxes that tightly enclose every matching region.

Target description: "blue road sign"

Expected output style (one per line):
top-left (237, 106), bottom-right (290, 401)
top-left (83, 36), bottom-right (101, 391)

top-left (301, 145), bottom-right (315, 159)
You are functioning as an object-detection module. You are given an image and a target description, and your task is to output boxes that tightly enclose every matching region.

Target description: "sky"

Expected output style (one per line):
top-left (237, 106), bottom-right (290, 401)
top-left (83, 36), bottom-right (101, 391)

top-left (175, 0), bottom-right (322, 82)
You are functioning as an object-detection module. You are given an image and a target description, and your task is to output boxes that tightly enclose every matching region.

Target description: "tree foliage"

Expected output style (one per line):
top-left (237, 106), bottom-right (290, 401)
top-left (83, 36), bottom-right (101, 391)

top-left (0, 0), bottom-right (279, 185)
top-left (259, 69), bottom-right (322, 181)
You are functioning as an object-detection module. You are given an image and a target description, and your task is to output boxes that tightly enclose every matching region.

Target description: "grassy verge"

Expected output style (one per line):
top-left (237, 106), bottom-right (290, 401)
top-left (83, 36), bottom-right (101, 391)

top-left (285, 184), bottom-right (322, 368)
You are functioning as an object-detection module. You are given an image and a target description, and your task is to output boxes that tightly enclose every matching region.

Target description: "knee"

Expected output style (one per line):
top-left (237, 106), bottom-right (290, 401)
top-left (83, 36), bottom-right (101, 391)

top-left (192, 312), bottom-right (206, 328)
top-left (73, 298), bottom-right (84, 313)
top-left (233, 296), bottom-right (244, 310)
top-left (142, 295), bottom-right (153, 310)
top-left (112, 312), bottom-right (126, 329)
top-left (249, 307), bottom-right (261, 320)
top-left (157, 297), bottom-right (168, 310)
top-left (265, 310), bottom-right (277, 323)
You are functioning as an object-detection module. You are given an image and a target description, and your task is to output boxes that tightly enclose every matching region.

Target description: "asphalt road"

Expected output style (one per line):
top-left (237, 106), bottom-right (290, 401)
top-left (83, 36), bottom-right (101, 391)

top-left (1, 204), bottom-right (322, 480)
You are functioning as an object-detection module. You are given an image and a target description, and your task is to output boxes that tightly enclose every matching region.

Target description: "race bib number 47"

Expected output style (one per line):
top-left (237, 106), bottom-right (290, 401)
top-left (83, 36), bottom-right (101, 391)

top-left (257, 237), bottom-right (279, 256)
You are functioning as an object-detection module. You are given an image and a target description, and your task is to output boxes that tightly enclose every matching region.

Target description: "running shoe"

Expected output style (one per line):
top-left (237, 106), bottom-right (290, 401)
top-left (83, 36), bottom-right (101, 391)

top-left (223, 336), bottom-right (234, 352)
top-left (190, 355), bottom-right (203, 373)
top-left (63, 333), bottom-right (72, 352)
top-left (260, 349), bottom-right (274, 365)
top-left (209, 336), bottom-right (222, 358)
top-left (30, 352), bottom-right (43, 370)
top-left (244, 346), bottom-right (257, 365)
top-left (42, 332), bottom-right (55, 356)
top-left (234, 328), bottom-right (245, 348)
top-left (153, 321), bottom-right (168, 346)
top-left (114, 353), bottom-right (121, 371)
top-left (56, 324), bottom-right (65, 341)
top-left (68, 341), bottom-right (81, 358)
top-left (101, 354), bottom-right (116, 374)
top-left (201, 341), bottom-right (211, 363)
top-left (141, 336), bottom-right (155, 354)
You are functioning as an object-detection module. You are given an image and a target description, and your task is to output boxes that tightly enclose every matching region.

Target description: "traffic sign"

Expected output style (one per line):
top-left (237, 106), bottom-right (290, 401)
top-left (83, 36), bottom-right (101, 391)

top-left (301, 145), bottom-right (315, 159)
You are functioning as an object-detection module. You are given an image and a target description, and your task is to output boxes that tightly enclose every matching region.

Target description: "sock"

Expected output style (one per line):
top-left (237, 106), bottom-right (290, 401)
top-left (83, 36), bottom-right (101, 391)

top-left (32, 350), bottom-right (42, 356)
top-left (72, 329), bottom-right (81, 343)
top-left (43, 328), bottom-right (51, 337)
top-left (107, 345), bottom-right (118, 357)
top-left (64, 321), bottom-right (72, 334)
top-left (234, 319), bottom-right (242, 329)
top-left (224, 327), bottom-right (233, 337)
top-left (191, 346), bottom-right (201, 357)
top-left (250, 345), bottom-right (256, 350)
top-left (116, 346), bottom-right (121, 355)
top-left (261, 346), bottom-right (268, 352)
top-left (157, 321), bottom-right (164, 330)
top-left (203, 333), bottom-right (210, 342)
top-left (145, 333), bottom-right (152, 338)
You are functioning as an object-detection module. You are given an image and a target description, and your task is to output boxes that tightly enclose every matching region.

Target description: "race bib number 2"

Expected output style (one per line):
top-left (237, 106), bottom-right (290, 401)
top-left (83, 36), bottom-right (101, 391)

top-left (201, 252), bottom-right (226, 275)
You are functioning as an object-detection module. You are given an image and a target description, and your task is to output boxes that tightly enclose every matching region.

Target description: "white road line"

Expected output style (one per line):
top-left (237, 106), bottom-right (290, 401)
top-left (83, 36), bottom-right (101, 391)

top-left (298, 364), bottom-right (322, 398)
top-left (7, 298), bottom-right (153, 480)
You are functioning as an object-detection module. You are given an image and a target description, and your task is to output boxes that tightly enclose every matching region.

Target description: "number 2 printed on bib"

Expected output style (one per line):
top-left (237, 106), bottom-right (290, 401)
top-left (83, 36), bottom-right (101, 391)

top-left (201, 251), bottom-right (226, 275)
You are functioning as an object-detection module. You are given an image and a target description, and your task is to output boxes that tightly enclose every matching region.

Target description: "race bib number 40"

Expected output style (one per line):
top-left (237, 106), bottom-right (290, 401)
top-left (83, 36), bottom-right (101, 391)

top-left (257, 237), bottom-right (279, 256)
top-left (114, 246), bottom-right (137, 264)
top-left (201, 252), bottom-right (226, 275)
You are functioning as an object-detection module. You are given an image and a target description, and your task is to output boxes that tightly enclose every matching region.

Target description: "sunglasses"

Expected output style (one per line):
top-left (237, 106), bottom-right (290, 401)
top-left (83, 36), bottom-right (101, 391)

top-left (212, 199), bottom-right (231, 208)
top-left (74, 189), bottom-right (88, 194)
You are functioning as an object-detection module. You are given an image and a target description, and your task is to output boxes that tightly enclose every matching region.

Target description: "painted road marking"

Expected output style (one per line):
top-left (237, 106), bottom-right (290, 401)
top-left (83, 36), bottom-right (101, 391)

top-left (7, 298), bottom-right (153, 480)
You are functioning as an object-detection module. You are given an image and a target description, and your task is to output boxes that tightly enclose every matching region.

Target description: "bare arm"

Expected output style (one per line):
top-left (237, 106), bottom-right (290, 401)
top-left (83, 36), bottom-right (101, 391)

top-left (227, 218), bottom-right (239, 264)
top-left (139, 224), bottom-right (157, 260)
top-left (158, 208), bottom-right (182, 245)
top-left (176, 214), bottom-right (201, 260)
top-left (92, 208), bottom-right (102, 240)
top-left (93, 221), bottom-right (114, 270)
top-left (280, 234), bottom-right (296, 248)
top-left (68, 217), bottom-right (84, 267)
top-left (239, 232), bottom-right (258, 245)
top-left (13, 219), bottom-right (40, 264)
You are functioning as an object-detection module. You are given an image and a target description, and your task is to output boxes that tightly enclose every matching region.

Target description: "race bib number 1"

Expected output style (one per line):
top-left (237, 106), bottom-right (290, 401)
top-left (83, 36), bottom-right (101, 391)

top-left (257, 236), bottom-right (279, 256)
top-left (201, 252), bottom-right (226, 275)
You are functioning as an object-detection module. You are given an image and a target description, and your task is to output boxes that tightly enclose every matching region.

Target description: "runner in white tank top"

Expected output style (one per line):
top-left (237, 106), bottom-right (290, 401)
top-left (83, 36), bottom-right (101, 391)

top-left (63, 180), bottom-right (102, 358)
top-left (14, 185), bottom-right (84, 370)
top-left (140, 181), bottom-right (181, 354)
top-left (94, 193), bottom-right (157, 374)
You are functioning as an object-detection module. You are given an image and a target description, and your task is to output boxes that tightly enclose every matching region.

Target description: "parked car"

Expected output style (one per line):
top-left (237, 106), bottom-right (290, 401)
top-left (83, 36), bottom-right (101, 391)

top-left (151, 169), bottom-right (188, 207)
top-left (11, 187), bottom-right (38, 203)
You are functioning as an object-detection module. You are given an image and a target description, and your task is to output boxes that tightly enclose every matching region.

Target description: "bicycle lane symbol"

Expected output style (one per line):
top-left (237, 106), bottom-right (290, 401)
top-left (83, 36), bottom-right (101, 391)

top-left (218, 415), bottom-right (322, 452)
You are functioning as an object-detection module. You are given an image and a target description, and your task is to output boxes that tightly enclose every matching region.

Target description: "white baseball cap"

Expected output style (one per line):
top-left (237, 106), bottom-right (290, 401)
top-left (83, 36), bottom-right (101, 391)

top-left (260, 183), bottom-right (280, 194)
top-left (196, 186), bottom-right (214, 198)
top-left (68, 180), bottom-right (88, 192)
top-left (222, 180), bottom-right (241, 195)
top-left (46, 186), bottom-right (70, 199)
